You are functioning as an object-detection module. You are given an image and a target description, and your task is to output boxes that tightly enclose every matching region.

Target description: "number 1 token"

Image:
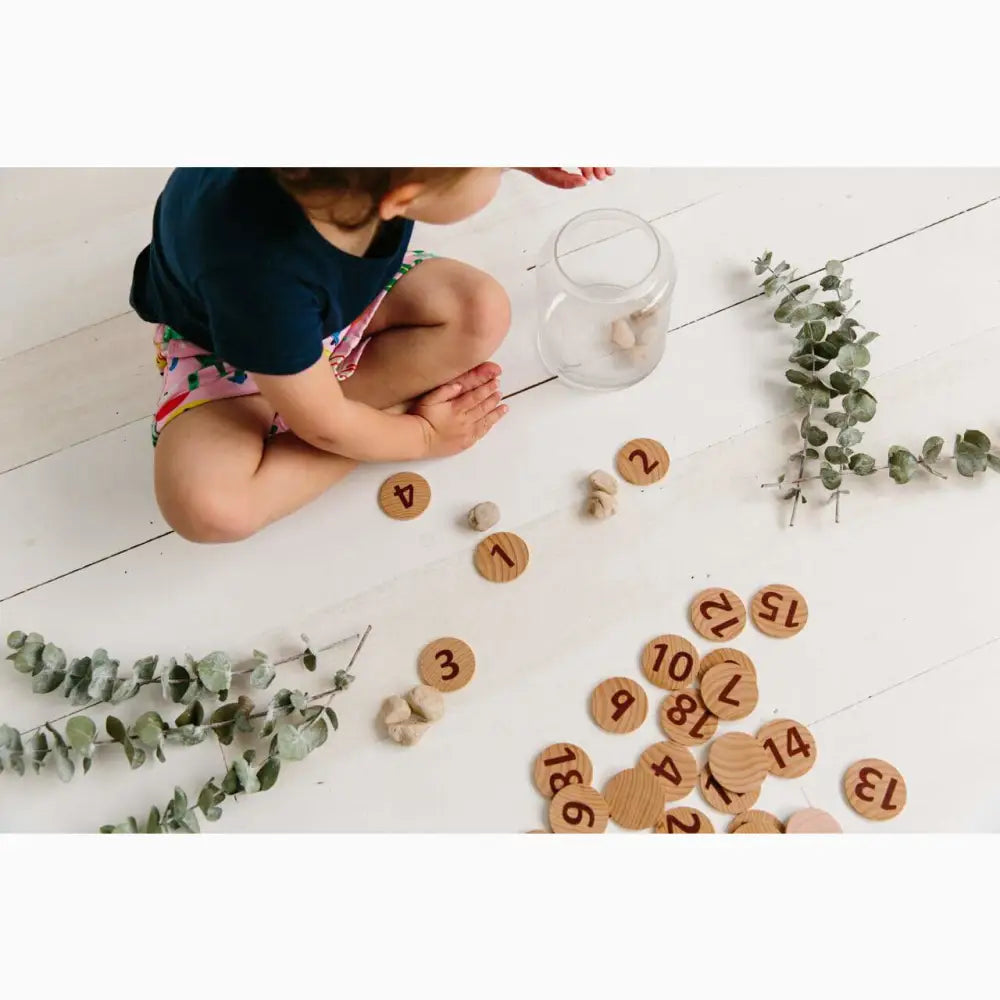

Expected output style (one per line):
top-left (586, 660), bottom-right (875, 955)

top-left (616, 438), bottom-right (670, 486)
top-left (474, 532), bottom-right (529, 582)
top-left (378, 472), bottom-right (431, 520)
top-left (751, 584), bottom-right (808, 637)
top-left (417, 637), bottom-right (476, 692)
top-left (533, 743), bottom-right (594, 799)
top-left (844, 758), bottom-right (907, 821)
top-left (690, 588), bottom-right (746, 642)
top-left (549, 784), bottom-right (609, 834)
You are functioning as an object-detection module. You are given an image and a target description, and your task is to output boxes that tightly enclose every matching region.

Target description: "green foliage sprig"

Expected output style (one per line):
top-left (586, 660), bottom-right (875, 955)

top-left (752, 251), bottom-right (999, 523)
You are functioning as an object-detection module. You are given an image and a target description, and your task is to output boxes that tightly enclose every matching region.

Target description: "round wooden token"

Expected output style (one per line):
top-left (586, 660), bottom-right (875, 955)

top-left (533, 742), bottom-right (594, 800)
top-left (844, 758), bottom-right (907, 821)
top-left (640, 634), bottom-right (700, 690)
top-left (417, 637), bottom-right (476, 693)
top-left (590, 676), bottom-right (648, 734)
top-left (474, 531), bottom-right (529, 583)
top-left (658, 689), bottom-right (718, 746)
top-left (689, 588), bottom-right (747, 642)
top-left (616, 438), bottom-right (670, 486)
top-left (655, 806), bottom-right (714, 834)
top-left (696, 647), bottom-right (755, 684)
top-left (701, 661), bottom-right (759, 721)
top-left (698, 763), bottom-right (760, 815)
top-left (548, 784), bottom-right (609, 834)
top-left (786, 808), bottom-right (842, 834)
top-left (638, 741), bottom-right (698, 802)
top-left (729, 810), bottom-right (784, 834)
top-left (708, 733), bottom-right (771, 794)
top-left (378, 472), bottom-right (431, 520)
top-left (756, 718), bottom-right (817, 778)
top-left (751, 584), bottom-right (809, 638)
top-left (603, 767), bottom-right (667, 830)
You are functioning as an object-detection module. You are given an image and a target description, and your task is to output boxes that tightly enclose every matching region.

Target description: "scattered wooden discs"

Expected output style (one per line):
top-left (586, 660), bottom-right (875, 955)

top-left (699, 764), bottom-right (760, 815)
top-left (708, 733), bottom-right (771, 794)
top-left (689, 588), bottom-right (746, 642)
top-left (603, 767), bottom-right (667, 830)
top-left (751, 584), bottom-right (809, 638)
top-left (616, 438), bottom-right (670, 486)
top-left (655, 807), bottom-right (714, 834)
top-left (786, 808), bottom-right (842, 834)
top-left (659, 689), bottom-right (718, 746)
top-left (590, 677), bottom-right (648, 734)
top-left (729, 810), bottom-right (784, 834)
top-left (417, 637), bottom-right (476, 693)
top-left (640, 634), bottom-right (700, 690)
top-left (701, 660), bottom-right (758, 720)
top-left (697, 647), bottom-right (755, 684)
top-left (638, 741), bottom-right (698, 802)
top-left (756, 718), bottom-right (817, 778)
top-left (378, 472), bottom-right (431, 520)
top-left (844, 758), bottom-right (907, 821)
top-left (533, 743), bottom-right (594, 799)
top-left (549, 784), bottom-right (609, 834)
top-left (474, 531), bottom-right (529, 583)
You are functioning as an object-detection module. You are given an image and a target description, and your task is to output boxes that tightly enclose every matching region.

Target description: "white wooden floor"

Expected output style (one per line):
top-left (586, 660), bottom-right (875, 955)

top-left (2, 168), bottom-right (999, 833)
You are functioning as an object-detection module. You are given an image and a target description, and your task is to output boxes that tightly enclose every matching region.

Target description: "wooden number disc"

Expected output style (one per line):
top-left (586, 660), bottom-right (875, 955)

top-left (708, 733), bottom-right (771, 794)
top-left (417, 637), bottom-right (476, 693)
top-left (590, 676), bottom-right (648, 734)
top-left (756, 718), bottom-right (817, 778)
top-left (786, 808), bottom-right (842, 834)
top-left (533, 742), bottom-right (594, 800)
top-left (658, 689), bottom-right (718, 746)
top-left (474, 531), bottom-right (529, 583)
top-left (603, 767), bottom-right (667, 830)
top-left (699, 764), bottom-right (760, 815)
top-left (751, 584), bottom-right (808, 637)
top-left (844, 758), bottom-right (907, 821)
top-left (378, 472), bottom-right (431, 520)
top-left (701, 661), bottom-right (758, 721)
top-left (640, 634), bottom-right (699, 690)
top-left (638, 741), bottom-right (698, 802)
top-left (690, 588), bottom-right (746, 642)
top-left (655, 807), bottom-right (714, 834)
top-left (729, 810), bottom-right (784, 834)
top-left (697, 647), bottom-right (755, 684)
top-left (616, 438), bottom-right (670, 486)
top-left (549, 784), bottom-right (609, 834)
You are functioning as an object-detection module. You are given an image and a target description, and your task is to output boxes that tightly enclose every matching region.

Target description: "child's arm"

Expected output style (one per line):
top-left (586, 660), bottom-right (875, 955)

top-left (254, 361), bottom-right (506, 462)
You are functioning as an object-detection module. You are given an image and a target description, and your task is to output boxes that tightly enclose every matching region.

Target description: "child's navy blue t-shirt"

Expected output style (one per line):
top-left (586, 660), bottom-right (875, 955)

top-left (129, 168), bottom-right (414, 375)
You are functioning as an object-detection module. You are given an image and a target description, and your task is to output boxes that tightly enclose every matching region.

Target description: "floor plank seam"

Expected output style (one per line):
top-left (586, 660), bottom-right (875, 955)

top-left (0, 308), bottom-right (135, 365)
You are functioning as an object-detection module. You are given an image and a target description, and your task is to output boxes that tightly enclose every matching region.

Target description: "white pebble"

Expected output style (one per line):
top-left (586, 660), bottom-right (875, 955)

top-left (467, 501), bottom-right (500, 532)
top-left (588, 470), bottom-right (618, 495)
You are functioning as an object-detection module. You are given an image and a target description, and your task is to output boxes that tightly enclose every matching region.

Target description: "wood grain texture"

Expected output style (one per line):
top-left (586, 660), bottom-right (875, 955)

top-left (549, 784), bottom-right (609, 834)
top-left (698, 764), bottom-right (760, 815)
top-left (473, 531), bottom-right (529, 583)
top-left (756, 718), bottom-right (817, 778)
top-left (708, 733), bottom-right (771, 794)
top-left (696, 647), bottom-right (755, 684)
top-left (638, 740), bottom-right (698, 802)
top-left (700, 660), bottom-right (758, 720)
top-left (655, 807), bottom-right (714, 834)
top-left (689, 588), bottom-right (746, 642)
top-left (750, 584), bottom-right (809, 638)
top-left (603, 767), bottom-right (667, 830)
top-left (590, 676), bottom-right (648, 734)
top-left (615, 438), bottom-right (670, 486)
top-left (640, 633), bottom-right (699, 690)
top-left (533, 742), bottom-right (594, 799)
top-left (378, 472), bottom-right (431, 520)
top-left (729, 810), bottom-right (785, 834)
top-left (844, 758), bottom-right (907, 821)
top-left (658, 689), bottom-right (718, 746)
top-left (785, 809), bottom-right (843, 834)
top-left (417, 637), bottom-right (476, 693)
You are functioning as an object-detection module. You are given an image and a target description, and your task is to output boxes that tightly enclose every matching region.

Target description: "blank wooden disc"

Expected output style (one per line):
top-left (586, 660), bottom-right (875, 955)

top-left (655, 807), bottom-right (714, 834)
top-left (474, 531), bottom-right (529, 583)
top-left (708, 733), bottom-right (771, 794)
top-left (603, 767), bottom-right (667, 830)
top-left (697, 647), bottom-right (755, 684)
top-left (658, 689), bottom-right (718, 746)
top-left (701, 661), bottom-right (758, 721)
top-left (786, 808), bottom-right (842, 834)
top-left (378, 472), bottom-right (431, 520)
top-left (698, 764), bottom-right (760, 815)
top-left (689, 588), bottom-right (747, 642)
top-left (638, 741), bottom-right (698, 802)
top-left (756, 718), bottom-right (817, 778)
top-left (729, 810), bottom-right (784, 834)
top-left (751, 584), bottom-right (809, 638)
top-left (590, 676), bottom-right (648, 734)
top-left (417, 637), bottom-right (476, 693)
top-left (616, 438), bottom-right (670, 486)
top-left (549, 784), bottom-right (609, 834)
top-left (640, 634), bottom-right (700, 690)
top-left (844, 758), bottom-right (907, 821)
top-left (533, 743), bottom-right (594, 799)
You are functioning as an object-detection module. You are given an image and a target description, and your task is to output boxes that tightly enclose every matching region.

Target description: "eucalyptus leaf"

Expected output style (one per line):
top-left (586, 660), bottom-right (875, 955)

top-left (825, 259), bottom-right (844, 276)
top-left (301, 717), bottom-right (328, 754)
top-left (829, 371), bottom-right (859, 394)
top-left (234, 696), bottom-right (255, 733)
top-left (987, 454), bottom-right (1000, 473)
top-left (888, 447), bottom-right (918, 484)
top-left (819, 465), bottom-right (842, 490)
top-left (257, 757), bottom-right (281, 791)
top-left (11, 642), bottom-right (43, 674)
top-left (132, 656), bottom-right (158, 684)
top-left (922, 436), bottom-right (944, 462)
top-left (303, 650), bottom-right (317, 672)
top-left (234, 757), bottom-right (260, 794)
top-left (175, 699), bottom-right (205, 728)
top-left (824, 411), bottom-right (848, 429)
top-left (53, 746), bottom-right (75, 783)
top-left (857, 331), bottom-right (879, 346)
top-left (790, 304), bottom-right (826, 324)
top-left (250, 659), bottom-right (276, 689)
top-left (820, 275), bottom-right (840, 290)
top-left (803, 321), bottom-right (826, 342)
top-left (839, 427), bottom-right (863, 447)
top-left (133, 711), bottom-right (166, 749)
top-left (806, 426), bottom-right (828, 447)
top-left (111, 678), bottom-right (140, 704)
top-left (32, 665), bottom-right (66, 694)
top-left (963, 430), bottom-right (991, 453)
top-left (196, 651), bottom-right (232, 694)
top-left (844, 389), bottom-right (877, 422)
top-left (64, 657), bottom-right (91, 701)
top-left (823, 300), bottom-right (846, 318)
top-left (28, 731), bottom-right (49, 773)
top-left (41, 644), bottom-right (67, 673)
top-left (853, 370), bottom-right (870, 387)
top-left (837, 279), bottom-right (854, 301)
top-left (325, 708), bottom-right (339, 730)
top-left (66, 717), bottom-right (96, 752)
top-left (956, 440), bottom-right (987, 477)
top-left (87, 652), bottom-right (119, 701)
top-left (276, 724), bottom-right (309, 762)
top-left (6, 631), bottom-right (27, 650)
top-left (209, 703), bottom-right (240, 746)
top-left (836, 344), bottom-right (870, 371)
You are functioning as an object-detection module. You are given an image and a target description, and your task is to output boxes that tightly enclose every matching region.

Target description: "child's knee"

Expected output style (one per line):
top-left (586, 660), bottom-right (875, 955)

top-left (160, 485), bottom-right (261, 544)
top-left (462, 273), bottom-right (511, 355)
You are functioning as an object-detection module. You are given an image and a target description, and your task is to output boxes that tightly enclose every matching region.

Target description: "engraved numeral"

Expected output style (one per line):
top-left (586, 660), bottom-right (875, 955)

top-left (628, 448), bottom-right (659, 475)
top-left (562, 802), bottom-right (596, 827)
top-left (610, 689), bottom-right (636, 721)
top-left (490, 544), bottom-right (514, 567)
top-left (666, 812), bottom-right (702, 833)
top-left (543, 747), bottom-right (577, 767)
top-left (434, 648), bottom-right (459, 681)
top-left (393, 483), bottom-right (414, 509)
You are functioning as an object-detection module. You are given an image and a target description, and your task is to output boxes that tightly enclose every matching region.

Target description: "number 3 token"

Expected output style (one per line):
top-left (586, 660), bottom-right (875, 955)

top-left (417, 637), bottom-right (476, 692)
top-left (844, 758), bottom-right (907, 821)
top-left (378, 472), bottom-right (431, 520)
top-left (616, 438), bottom-right (670, 486)
top-left (751, 584), bottom-right (808, 637)
top-left (533, 743), bottom-right (594, 799)
top-left (474, 532), bottom-right (529, 583)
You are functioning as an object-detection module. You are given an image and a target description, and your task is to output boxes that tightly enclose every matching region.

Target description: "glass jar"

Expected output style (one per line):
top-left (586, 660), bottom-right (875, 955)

top-left (535, 208), bottom-right (677, 390)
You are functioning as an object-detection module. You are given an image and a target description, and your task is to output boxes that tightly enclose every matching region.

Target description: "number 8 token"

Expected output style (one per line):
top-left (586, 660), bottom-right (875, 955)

top-left (549, 784), bottom-right (609, 834)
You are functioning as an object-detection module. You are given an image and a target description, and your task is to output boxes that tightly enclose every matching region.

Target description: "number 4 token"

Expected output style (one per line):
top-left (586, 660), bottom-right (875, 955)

top-left (378, 472), bottom-right (431, 520)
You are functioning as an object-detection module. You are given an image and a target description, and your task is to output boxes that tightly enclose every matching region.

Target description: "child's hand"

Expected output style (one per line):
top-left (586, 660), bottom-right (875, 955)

top-left (412, 370), bottom-right (508, 457)
top-left (520, 167), bottom-right (616, 189)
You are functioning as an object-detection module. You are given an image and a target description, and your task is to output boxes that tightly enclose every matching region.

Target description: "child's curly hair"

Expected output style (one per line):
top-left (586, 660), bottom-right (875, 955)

top-left (270, 168), bottom-right (470, 230)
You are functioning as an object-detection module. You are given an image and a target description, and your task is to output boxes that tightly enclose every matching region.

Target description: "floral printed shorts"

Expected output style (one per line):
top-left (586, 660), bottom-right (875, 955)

top-left (151, 249), bottom-right (434, 446)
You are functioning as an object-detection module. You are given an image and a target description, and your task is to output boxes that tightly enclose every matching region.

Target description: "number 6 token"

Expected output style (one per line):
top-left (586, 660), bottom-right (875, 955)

top-left (616, 438), bottom-right (670, 486)
top-left (549, 784), bottom-right (609, 834)
top-left (378, 472), bottom-right (431, 520)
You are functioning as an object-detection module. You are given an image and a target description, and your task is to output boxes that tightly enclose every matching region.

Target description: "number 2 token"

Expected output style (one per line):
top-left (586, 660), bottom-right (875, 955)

top-left (640, 634), bottom-right (700, 690)
top-left (549, 784), bottom-right (609, 834)
top-left (378, 472), bottom-right (431, 520)
top-left (654, 807), bottom-right (714, 834)
top-left (533, 743), bottom-right (594, 799)
top-left (417, 637), bottom-right (476, 692)
top-left (590, 677), bottom-right (648, 734)
top-left (751, 584), bottom-right (808, 637)
top-left (616, 438), bottom-right (670, 486)
top-left (844, 758), bottom-right (907, 821)
top-left (690, 588), bottom-right (747, 642)
top-left (474, 532), bottom-right (529, 583)
top-left (756, 718), bottom-right (817, 778)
